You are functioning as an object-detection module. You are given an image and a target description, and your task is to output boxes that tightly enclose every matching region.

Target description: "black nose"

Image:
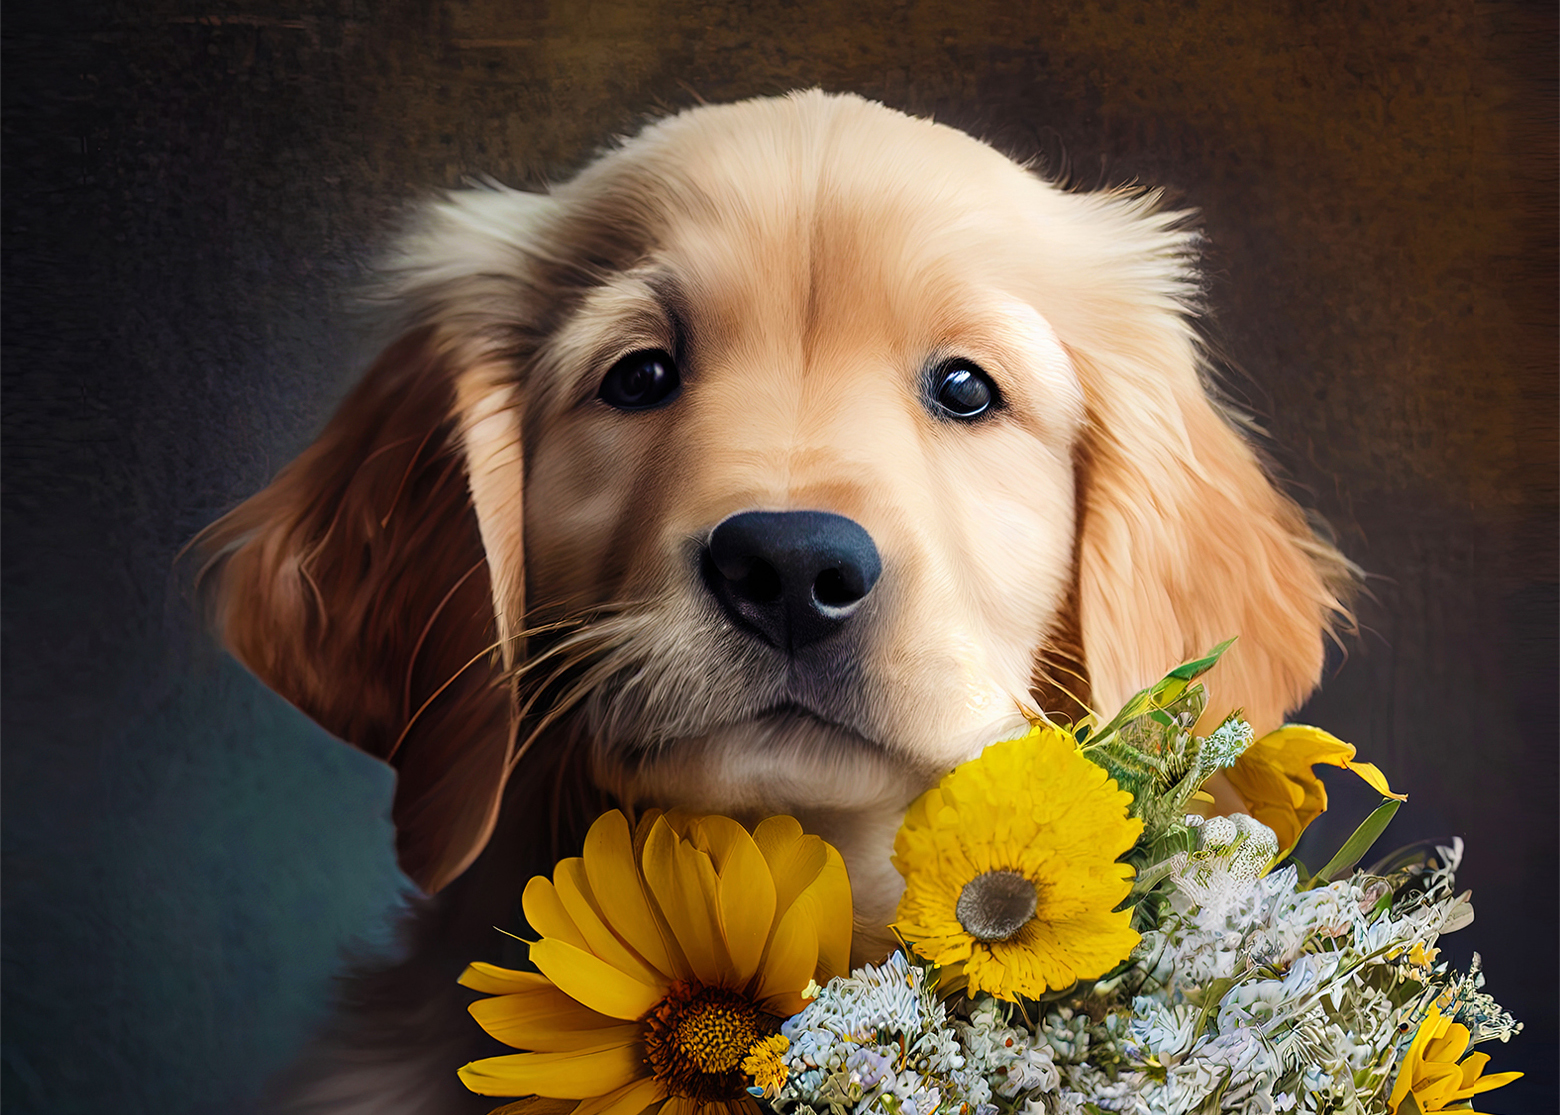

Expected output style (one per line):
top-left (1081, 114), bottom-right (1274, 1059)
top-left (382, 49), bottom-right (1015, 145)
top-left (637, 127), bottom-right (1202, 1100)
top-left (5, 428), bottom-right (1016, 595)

top-left (702, 510), bottom-right (882, 652)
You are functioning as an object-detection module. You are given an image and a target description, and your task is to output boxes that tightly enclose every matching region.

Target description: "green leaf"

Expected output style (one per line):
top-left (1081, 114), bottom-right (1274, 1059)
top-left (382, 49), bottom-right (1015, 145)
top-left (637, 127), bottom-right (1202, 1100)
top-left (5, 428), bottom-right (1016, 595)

top-left (1084, 643), bottom-right (1232, 752)
top-left (1125, 857), bottom-right (1179, 901)
top-left (1285, 856), bottom-right (1311, 887)
top-left (1315, 799), bottom-right (1402, 884)
top-left (1165, 637), bottom-right (1237, 681)
top-left (1398, 1090), bottom-right (1425, 1115)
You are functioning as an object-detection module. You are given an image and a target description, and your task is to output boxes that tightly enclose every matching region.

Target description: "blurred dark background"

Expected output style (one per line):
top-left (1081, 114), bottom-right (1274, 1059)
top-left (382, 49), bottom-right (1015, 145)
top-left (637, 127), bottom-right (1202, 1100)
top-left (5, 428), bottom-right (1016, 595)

top-left (4, 2), bottom-right (1555, 1111)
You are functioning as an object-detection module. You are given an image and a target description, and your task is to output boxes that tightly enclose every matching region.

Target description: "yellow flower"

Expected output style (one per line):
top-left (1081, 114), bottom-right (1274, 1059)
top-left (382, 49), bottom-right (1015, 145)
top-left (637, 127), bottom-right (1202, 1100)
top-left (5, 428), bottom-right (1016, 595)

top-left (891, 724), bottom-right (1143, 1000)
top-left (1224, 724), bottom-right (1406, 854)
top-left (740, 1035), bottom-right (789, 1098)
top-left (1388, 1003), bottom-right (1522, 1113)
top-left (458, 810), bottom-right (852, 1115)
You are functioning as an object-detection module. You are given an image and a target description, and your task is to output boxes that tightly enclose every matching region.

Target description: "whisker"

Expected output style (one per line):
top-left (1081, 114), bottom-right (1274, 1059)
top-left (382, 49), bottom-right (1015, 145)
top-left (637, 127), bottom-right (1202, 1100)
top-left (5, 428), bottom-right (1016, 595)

top-left (510, 664), bottom-right (614, 774)
top-left (387, 637), bottom-right (507, 761)
top-left (1032, 663), bottom-right (1094, 722)
top-left (403, 558), bottom-right (487, 720)
top-left (509, 644), bottom-right (635, 776)
top-left (1047, 659), bottom-right (1090, 687)
top-left (512, 647), bottom-right (599, 734)
top-left (378, 426), bottom-right (440, 528)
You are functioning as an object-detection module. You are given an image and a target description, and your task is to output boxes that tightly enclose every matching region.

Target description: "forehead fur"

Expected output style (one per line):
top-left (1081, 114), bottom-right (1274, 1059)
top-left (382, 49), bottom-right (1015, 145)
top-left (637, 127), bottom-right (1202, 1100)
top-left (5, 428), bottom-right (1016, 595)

top-left (568, 92), bottom-right (1197, 357)
top-left (395, 91), bottom-right (1200, 387)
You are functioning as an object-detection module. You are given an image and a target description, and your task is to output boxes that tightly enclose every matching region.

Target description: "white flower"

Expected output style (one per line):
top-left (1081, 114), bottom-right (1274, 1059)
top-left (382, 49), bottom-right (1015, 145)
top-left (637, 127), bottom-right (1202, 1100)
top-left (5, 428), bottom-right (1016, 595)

top-left (1200, 717), bottom-right (1256, 769)
top-left (1217, 953), bottom-right (1340, 1034)
top-left (1171, 814), bottom-right (1280, 928)
top-left (1126, 998), bottom-right (1199, 1061)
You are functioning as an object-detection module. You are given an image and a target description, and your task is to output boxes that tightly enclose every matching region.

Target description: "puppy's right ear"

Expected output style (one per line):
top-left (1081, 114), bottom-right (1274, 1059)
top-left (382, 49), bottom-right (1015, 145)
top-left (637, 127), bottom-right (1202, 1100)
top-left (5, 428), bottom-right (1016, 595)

top-left (196, 189), bottom-right (557, 893)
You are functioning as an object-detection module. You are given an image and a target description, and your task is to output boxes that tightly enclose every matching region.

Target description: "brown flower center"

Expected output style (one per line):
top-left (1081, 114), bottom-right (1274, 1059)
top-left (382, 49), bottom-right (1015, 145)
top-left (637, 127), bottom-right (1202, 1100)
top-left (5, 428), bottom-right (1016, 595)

top-left (956, 869), bottom-right (1038, 941)
top-left (643, 982), bottom-right (781, 1101)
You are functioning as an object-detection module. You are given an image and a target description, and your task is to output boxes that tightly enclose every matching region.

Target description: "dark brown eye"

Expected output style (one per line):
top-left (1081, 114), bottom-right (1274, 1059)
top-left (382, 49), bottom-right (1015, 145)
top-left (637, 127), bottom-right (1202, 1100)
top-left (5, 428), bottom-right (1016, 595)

top-left (929, 361), bottom-right (998, 420)
top-left (599, 349), bottom-right (681, 410)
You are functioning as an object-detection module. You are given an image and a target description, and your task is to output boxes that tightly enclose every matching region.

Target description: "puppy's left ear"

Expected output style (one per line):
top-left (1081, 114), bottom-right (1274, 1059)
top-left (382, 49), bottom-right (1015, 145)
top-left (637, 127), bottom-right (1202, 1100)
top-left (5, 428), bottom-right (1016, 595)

top-left (1056, 192), bottom-right (1355, 733)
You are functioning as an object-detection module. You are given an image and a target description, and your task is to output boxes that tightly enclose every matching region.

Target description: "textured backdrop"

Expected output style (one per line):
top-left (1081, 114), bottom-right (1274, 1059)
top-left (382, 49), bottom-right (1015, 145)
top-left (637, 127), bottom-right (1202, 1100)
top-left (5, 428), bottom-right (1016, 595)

top-left (4, 1), bottom-right (1555, 1112)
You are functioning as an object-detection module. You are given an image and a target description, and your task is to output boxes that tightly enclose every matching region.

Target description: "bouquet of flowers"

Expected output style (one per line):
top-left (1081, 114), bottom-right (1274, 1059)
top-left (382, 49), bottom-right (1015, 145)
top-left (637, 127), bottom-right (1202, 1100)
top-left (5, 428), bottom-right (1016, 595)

top-left (455, 643), bottom-right (1522, 1115)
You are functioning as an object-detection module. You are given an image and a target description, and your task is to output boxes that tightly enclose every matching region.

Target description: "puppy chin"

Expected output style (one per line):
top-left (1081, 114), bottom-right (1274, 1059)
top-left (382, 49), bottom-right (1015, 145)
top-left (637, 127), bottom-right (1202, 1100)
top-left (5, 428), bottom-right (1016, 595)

top-left (592, 705), bottom-right (1032, 964)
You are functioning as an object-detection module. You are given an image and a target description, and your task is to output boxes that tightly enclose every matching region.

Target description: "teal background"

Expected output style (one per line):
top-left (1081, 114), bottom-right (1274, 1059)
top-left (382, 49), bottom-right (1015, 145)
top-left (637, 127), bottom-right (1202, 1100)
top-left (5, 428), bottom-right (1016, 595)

top-left (5, 1), bottom-right (1554, 1111)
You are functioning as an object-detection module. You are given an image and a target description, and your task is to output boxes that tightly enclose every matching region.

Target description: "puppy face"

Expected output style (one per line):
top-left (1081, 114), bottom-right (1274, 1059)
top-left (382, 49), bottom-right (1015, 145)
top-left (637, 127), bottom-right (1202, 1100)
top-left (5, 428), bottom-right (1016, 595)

top-left (203, 92), bottom-right (1349, 905)
top-left (519, 205), bottom-right (1083, 814)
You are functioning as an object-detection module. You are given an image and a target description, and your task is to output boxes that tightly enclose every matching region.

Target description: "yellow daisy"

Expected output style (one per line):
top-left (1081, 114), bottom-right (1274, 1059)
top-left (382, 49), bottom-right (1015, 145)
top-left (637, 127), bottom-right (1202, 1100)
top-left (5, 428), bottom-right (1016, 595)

top-left (458, 809), bottom-right (852, 1115)
top-left (1388, 1002), bottom-right (1522, 1113)
top-left (891, 724), bottom-right (1143, 1000)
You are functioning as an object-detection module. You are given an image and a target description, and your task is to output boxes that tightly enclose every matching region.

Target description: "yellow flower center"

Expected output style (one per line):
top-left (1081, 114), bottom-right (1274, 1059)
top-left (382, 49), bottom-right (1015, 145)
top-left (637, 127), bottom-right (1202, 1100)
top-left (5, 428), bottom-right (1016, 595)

top-left (956, 869), bottom-right (1037, 941)
top-left (643, 982), bottom-right (780, 1101)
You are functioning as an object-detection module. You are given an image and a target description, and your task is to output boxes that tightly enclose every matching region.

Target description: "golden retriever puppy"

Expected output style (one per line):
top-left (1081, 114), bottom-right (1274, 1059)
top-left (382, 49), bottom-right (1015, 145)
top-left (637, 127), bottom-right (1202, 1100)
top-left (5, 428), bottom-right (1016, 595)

top-left (199, 90), bottom-right (1350, 1113)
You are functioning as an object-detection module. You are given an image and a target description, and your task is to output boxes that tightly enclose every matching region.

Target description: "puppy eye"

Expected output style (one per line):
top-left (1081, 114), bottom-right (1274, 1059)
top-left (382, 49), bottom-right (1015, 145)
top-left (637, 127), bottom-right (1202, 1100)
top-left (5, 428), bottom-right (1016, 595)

top-left (929, 361), bottom-right (998, 420)
top-left (599, 349), bottom-right (681, 410)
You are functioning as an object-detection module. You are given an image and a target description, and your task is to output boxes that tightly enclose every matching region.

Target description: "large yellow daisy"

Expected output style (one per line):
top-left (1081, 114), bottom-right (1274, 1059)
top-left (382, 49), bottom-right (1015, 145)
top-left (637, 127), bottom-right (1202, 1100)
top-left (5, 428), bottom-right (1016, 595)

top-left (892, 724), bottom-right (1143, 1000)
top-left (458, 809), bottom-right (852, 1115)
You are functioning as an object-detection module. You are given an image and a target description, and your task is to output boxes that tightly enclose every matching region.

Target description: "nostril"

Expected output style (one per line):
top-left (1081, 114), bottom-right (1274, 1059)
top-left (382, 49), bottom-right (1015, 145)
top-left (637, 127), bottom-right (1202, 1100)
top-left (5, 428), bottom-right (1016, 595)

top-left (702, 546), bottom-right (785, 605)
top-left (735, 559), bottom-right (783, 604)
top-left (812, 567), bottom-right (860, 608)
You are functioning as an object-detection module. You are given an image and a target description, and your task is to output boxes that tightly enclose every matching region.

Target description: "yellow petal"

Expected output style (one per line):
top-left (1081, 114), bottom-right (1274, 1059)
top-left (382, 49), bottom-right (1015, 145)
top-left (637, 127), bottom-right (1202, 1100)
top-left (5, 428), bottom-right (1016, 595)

top-left (524, 876), bottom-right (591, 951)
top-left (485, 1099), bottom-right (583, 1115)
top-left (460, 963), bottom-right (554, 996)
top-left (1460, 1070), bottom-right (1525, 1097)
top-left (555, 857), bottom-right (666, 986)
top-left (707, 1101), bottom-right (760, 1115)
top-left (753, 815), bottom-right (828, 918)
top-left (457, 1044), bottom-right (643, 1098)
top-left (1416, 1065), bottom-right (1462, 1107)
top-left (704, 817), bottom-right (777, 983)
top-left (754, 900), bottom-right (819, 1016)
top-left (584, 810), bottom-right (686, 979)
top-left (641, 816), bottom-right (732, 987)
top-left (1223, 757), bottom-right (1309, 850)
top-left (1261, 724), bottom-right (1357, 766)
top-left (530, 938), bottom-right (666, 1021)
top-left (775, 844), bottom-right (852, 982)
top-left (1454, 1050), bottom-right (1491, 1087)
top-left (470, 986), bottom-right (638, 1051)
top-left (1391, 1008), bottom-right (1443, 1107)
top-left (1424, 1021), bottom-right (1472, 1066)
top-left (1345, 760), bottom-right (1407, 801)
top-left (572, 1075), bottom-right (667, 1115)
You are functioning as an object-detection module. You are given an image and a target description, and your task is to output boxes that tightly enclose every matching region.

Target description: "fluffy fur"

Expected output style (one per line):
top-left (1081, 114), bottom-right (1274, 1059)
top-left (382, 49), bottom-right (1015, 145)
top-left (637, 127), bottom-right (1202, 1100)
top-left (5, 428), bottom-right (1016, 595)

top-left (198, 91), bottom-right (1352, 1114)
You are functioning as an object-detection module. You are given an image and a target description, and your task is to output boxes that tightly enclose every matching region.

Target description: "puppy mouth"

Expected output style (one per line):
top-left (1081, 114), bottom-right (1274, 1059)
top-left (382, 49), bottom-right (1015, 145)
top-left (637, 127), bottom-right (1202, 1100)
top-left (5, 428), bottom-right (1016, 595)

top-left (754, 699), bottom-right (875, 745)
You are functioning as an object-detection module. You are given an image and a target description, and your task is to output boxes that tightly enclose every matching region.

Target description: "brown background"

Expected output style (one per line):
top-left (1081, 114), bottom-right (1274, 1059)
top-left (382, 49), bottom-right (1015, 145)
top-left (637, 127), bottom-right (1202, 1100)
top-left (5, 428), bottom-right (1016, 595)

top-left (4, 2), bottom-right (1555, 1112)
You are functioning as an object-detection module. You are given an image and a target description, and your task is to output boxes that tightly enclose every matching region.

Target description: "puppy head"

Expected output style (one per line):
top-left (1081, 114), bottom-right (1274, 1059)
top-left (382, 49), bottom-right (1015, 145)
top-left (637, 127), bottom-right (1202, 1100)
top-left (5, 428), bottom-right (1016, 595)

top-left (199, 91), bottom-right (1351, 895)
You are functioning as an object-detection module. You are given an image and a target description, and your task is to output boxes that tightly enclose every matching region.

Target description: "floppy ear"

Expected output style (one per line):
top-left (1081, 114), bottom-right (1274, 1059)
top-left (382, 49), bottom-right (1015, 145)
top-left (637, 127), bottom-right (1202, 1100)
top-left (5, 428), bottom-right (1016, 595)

top-left (1057, 195), bottom-right (1354, 734)
top-left (197, 189), bottom-right (553, 892)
